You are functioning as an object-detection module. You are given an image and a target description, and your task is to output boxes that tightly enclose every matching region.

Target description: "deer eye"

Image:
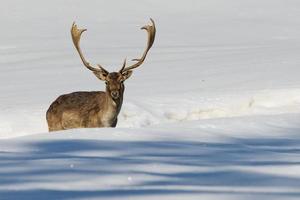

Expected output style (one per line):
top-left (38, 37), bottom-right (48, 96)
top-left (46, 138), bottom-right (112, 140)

top-left (105, 81), bottom-right (108, 85)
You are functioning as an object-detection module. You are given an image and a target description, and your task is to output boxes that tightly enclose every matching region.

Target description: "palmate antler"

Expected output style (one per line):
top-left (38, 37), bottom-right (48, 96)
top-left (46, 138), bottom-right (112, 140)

top-left (71, 22), bottom-right (109, 74)
top-left (71, 19), bottom-right (156, 75)
top-left (119, 18), bottom-right (156, 73)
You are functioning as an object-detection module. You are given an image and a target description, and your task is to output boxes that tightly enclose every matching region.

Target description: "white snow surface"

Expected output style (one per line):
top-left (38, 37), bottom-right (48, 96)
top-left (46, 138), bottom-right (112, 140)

top-left (1, 0), bottom-right (300, 199)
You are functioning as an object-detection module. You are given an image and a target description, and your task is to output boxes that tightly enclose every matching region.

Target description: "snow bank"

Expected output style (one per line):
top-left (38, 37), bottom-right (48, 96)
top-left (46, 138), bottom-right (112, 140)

top-left (119, 88), bottom-right (300, 127)
top-left (1, 113), bottom-right (300, 200)
top-left (1, 88), bottom-right (300, 139)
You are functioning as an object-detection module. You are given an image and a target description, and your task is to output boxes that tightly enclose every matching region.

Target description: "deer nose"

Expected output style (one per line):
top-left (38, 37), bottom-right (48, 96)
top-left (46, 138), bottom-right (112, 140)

top-left (111, 91), bottom-right (119, 99)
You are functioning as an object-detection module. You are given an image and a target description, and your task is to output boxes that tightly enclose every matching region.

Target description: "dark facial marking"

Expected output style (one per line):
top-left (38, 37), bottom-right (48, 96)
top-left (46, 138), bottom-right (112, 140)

top-left (105, 72), bottom-right (124, 100)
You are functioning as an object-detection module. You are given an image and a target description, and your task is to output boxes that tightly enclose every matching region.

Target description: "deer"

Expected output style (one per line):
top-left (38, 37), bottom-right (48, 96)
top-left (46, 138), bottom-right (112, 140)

top-left (46, 19), bottom-right (156, 132)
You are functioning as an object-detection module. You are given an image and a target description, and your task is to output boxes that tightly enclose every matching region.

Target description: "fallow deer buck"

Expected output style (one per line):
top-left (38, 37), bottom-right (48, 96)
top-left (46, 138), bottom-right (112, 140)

top-left (46, 19), bottom-right (156, 132)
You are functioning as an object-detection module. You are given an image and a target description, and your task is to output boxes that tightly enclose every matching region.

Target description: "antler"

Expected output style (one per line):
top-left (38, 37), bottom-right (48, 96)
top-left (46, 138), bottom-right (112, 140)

top-left (71, 22), bottom-right (108, 74)
top-left (119, 18), bottom-right (156, 73)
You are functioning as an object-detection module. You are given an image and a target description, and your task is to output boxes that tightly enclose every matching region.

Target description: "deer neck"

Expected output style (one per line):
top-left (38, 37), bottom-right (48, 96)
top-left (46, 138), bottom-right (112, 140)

top-left (105, 90), bottom-right (124, 114)
top-left (100, 88), bottom-right (124, 127)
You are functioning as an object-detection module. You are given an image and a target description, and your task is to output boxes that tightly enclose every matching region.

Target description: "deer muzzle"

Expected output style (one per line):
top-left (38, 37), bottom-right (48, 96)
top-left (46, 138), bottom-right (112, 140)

top-left (111, 91), bottom-right (119, 99)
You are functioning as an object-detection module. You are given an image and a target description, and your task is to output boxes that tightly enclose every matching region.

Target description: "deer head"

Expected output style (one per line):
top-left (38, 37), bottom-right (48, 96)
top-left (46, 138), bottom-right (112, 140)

top-left (70, 19), bottom-right (156, 100)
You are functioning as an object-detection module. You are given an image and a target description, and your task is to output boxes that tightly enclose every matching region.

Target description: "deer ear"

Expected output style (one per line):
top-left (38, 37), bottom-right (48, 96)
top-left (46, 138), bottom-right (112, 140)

top-left (122, 70), bottom-right (133, 81)
top-left (93, 71), bottom-right (108, 81)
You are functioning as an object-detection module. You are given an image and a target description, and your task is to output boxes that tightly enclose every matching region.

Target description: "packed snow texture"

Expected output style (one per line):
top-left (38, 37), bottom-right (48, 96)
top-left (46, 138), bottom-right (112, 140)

top-left (1, 0), bottom-right (300, 199)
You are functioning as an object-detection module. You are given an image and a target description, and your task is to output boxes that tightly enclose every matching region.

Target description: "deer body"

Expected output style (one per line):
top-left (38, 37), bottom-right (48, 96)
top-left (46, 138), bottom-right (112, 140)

top-left (46, 90), bottom-right (122, 131)
top-left (46, 19), bottom-right (155, 132)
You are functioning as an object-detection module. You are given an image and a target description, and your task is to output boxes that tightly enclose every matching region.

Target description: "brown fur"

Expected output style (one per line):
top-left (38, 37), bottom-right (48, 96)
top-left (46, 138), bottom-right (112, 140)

top-left (46, 89), bottom-right (123, 131)
top-left (46, 72), bottom-right (127, 132)
top-left (47, 19), bottom-right (155, 132)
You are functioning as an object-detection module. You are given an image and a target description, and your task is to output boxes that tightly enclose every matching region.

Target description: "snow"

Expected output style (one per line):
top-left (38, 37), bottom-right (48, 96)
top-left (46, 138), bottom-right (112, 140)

top-left (1, 0), bottom-right (300, 199)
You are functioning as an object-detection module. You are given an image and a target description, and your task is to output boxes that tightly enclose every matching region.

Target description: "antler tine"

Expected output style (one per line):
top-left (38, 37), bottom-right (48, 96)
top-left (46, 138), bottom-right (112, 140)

top-left (97, 64), bottom-right (109, 74)
top-left (71, 22), bottom-right (108, 73)
top-left (119, 58), bottom-right (127, 72)
top-left (120, 18), bottom-right (156, 73)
